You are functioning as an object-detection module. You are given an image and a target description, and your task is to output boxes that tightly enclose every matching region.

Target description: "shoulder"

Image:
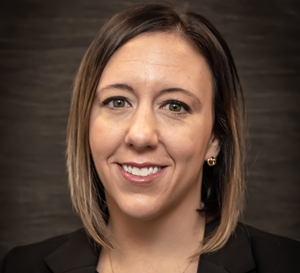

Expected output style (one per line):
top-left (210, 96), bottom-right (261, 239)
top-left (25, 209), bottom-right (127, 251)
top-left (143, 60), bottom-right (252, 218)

top-left (0, 229), bottom-right (85, 273)
top-left (202, 219), bottom-right (300, 273)
top-left (243, 224), bottom-right (300, 272)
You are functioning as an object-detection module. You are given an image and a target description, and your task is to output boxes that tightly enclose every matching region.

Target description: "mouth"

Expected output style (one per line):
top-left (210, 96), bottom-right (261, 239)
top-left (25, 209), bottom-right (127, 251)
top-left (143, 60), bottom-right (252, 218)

top-left (116, 163), bottom-right (167, 184)
top-left (119, 163), bottom-right (164, 177)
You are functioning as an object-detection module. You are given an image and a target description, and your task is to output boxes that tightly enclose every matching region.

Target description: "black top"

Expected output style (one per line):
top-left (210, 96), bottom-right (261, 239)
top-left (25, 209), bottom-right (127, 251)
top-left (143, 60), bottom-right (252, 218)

top-left (1, 219), bottom-right (300, 273)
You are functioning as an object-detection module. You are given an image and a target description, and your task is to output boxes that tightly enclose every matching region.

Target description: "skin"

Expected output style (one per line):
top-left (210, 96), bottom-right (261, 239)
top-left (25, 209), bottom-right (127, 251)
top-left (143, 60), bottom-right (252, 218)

top-left (90, 32), bottom-right (220, 273)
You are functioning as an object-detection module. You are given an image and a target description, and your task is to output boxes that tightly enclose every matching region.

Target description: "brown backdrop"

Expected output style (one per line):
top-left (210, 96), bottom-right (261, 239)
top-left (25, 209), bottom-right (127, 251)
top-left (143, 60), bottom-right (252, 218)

top-left (0, 0), bottom-right (299, 259)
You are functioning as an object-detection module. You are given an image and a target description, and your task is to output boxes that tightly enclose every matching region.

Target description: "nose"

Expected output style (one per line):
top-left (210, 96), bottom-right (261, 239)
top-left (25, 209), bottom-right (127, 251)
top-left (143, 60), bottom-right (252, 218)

top-left (124, 106), bottom-right (158, 151)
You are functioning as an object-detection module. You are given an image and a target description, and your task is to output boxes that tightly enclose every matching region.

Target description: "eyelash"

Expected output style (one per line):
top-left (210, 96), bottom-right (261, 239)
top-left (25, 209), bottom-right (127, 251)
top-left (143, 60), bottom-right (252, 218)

top-left (101, 96), bottom-right (192, 114)
top-left (101, 96), bottom-right (131, 107)
top-left (162, 99), bottom-right (192, 114)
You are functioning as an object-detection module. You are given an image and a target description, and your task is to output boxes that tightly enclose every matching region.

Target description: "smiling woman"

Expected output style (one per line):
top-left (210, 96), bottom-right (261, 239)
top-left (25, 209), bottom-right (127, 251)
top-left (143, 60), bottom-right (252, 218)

top-left (68, 6), bottom-right (244, 267)
top-left (1, 2), bottom-right (299, 273)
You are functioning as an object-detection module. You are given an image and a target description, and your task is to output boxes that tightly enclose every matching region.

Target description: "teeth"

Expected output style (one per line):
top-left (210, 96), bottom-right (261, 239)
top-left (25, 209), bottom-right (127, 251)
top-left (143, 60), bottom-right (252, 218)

top-left (122, 165), bottom-right (161, 177)
top-left (140, 167), bottom-right (148, 177)
top-left (132, 167), bottom-right (140, 176)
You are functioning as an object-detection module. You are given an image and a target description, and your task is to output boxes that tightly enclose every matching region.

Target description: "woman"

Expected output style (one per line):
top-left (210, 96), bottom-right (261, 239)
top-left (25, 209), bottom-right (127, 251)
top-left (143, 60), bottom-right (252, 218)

top-left (1, 2), bottom-right (299, 273)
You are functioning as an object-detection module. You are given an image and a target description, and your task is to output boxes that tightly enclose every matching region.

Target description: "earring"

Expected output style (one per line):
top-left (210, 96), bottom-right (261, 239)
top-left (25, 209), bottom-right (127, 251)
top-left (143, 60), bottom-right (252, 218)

top-left (207, 157), bottom-right (217, 166)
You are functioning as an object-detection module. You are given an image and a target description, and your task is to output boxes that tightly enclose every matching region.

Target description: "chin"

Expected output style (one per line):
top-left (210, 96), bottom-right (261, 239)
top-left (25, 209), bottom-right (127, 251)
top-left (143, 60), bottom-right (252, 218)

top-left (116, 197), bottom-right (164, 221)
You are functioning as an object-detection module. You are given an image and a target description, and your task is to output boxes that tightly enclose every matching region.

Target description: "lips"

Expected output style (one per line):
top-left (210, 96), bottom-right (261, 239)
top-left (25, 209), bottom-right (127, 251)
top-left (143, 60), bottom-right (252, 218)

top-left (117, 163), bottom-right (167, 184)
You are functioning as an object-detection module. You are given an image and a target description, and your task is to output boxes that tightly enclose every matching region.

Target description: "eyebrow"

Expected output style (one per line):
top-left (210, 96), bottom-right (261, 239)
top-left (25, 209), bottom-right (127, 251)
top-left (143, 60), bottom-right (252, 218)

top-left (99, 83), bottom-right (134, 93)
top-left (99, 83), bottom-right (201, 106)
top-left (159, 88), bottom-right (201, 106)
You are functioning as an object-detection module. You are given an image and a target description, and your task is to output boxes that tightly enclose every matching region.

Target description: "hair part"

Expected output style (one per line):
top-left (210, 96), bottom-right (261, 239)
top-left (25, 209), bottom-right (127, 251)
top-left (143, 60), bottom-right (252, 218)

top-left (67, 1), bottom-right (245, 256)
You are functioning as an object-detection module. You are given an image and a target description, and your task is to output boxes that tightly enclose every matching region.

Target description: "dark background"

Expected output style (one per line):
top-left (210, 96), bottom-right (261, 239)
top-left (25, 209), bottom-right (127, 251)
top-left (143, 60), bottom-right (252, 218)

top-left (0, 0), bottom-right (299, 260)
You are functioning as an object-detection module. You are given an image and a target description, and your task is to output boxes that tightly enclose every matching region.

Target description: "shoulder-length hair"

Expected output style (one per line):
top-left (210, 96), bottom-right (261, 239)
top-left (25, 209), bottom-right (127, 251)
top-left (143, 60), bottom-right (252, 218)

top-left (67, 2), bottom-right (245, 256)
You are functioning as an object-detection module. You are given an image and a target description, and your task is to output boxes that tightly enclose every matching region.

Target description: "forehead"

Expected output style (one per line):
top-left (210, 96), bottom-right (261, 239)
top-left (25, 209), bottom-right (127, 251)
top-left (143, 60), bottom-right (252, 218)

top-left (99, 31), bottom-right (213, 97)
top-left (114, 32), bottom-right (197, 64)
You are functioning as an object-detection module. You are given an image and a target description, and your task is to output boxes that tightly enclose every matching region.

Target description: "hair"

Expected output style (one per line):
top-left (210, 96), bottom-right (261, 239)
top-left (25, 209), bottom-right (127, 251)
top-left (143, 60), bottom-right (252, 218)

top-left (67, 1), bottom-right (245, 256)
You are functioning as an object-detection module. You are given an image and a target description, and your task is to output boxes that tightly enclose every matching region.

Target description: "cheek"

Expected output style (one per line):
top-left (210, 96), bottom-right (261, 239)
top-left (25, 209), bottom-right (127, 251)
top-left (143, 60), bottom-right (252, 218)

top-left (89, 113), bottom-right (124, 162)
top-left (161, 119), bottom-right (211, 164)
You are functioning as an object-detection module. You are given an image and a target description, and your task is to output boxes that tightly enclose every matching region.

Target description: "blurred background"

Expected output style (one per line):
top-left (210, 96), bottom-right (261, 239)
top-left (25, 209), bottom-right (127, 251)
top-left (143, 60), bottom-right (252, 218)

top-left (0, 0), bottom-right (299, 260)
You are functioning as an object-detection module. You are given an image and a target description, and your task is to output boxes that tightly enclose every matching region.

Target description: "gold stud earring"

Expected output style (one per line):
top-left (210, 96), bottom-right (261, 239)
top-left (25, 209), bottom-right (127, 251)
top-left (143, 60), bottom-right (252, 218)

top-left (207, 157), bottom-right (217, 166)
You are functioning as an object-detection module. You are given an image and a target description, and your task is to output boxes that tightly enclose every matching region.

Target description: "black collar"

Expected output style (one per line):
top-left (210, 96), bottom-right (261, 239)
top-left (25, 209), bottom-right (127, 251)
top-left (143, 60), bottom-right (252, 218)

top-left (44, 219), bottom-right (256, 273)
top-left (198, 218), bottom-right (256, 273)
top-left (44, 229), bottom-right (100, 273)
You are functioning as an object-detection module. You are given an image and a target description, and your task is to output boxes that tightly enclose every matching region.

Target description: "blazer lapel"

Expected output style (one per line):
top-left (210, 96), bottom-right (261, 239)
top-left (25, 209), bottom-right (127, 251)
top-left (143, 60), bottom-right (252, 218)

top-left (197, 258), bottom-right (230, 273)
top-left (198, 219), bottom-right (257, 273)
top-left (44, 229), bottom-right (99, 273)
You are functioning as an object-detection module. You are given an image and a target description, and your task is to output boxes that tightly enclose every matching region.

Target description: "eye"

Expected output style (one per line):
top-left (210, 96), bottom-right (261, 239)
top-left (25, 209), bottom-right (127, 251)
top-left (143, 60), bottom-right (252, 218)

top-left (101, 96), bottom-right (131, 108)
top-left (112, 99), bottom-right (126, 107)
top-left (161, 100), bottom-right (192, 114)
top-left (168, 103), bottom-right (182, 112)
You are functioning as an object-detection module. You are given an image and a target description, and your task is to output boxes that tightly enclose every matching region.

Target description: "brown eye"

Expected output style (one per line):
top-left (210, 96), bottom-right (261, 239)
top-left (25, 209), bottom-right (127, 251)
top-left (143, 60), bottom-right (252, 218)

top-left (113, 99), bottom-right (125, 107)
top-left (169, 103), bottom-right (181, 112)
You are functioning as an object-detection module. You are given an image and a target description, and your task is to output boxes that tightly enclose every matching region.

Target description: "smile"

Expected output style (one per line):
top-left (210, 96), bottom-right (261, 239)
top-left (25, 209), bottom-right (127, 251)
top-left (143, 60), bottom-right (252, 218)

top-left (121, 164), bottom-right (162, 177)
top-left (117, 163), bottom-right (167, 184)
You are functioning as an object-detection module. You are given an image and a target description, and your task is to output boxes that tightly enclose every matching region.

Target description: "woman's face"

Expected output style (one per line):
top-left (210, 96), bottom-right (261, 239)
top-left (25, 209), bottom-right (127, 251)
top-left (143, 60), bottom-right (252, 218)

top-left (89, 32), bottom-right (219, 221)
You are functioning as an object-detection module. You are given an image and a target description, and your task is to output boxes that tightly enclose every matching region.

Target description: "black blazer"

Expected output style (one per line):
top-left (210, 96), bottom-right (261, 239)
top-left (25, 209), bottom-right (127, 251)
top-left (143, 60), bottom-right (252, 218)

top-left (1, 219), bottom-right (300, 273)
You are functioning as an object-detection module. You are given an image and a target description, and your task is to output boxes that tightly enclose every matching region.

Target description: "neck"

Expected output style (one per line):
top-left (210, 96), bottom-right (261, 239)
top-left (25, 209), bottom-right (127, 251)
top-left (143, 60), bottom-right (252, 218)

top-left (102, 190), bottom-right (206, 272)
top-left (109, 203), bottom-right (205, 254)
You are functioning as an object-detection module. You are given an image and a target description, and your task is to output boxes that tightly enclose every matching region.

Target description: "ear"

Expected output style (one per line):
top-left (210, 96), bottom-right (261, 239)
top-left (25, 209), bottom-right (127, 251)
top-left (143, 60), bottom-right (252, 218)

top-left (204, 134), bottom-right (220, 161)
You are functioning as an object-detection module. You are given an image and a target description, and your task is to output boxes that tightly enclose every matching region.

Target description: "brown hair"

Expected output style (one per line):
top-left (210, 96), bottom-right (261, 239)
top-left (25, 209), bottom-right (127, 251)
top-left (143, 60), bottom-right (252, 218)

top-left (67, 2), bottom-right (245, 256)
